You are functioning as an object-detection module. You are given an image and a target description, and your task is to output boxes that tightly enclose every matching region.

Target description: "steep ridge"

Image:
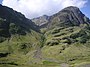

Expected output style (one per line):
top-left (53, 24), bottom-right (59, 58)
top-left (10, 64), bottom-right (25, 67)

top-left (0, 4), bottom-right (42, 67)
top-left (0, 4), bottom-right (40, 40)
top-left (0, 4), bottom-right (39, 37)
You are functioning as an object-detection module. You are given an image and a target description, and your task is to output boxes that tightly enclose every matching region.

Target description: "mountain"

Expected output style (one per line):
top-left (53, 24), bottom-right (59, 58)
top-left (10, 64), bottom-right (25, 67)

top-left (39, 6), bottom-right (90, 67)
top-left (44, 6), bottom-right (90, 45)
top-left (0, 5), bottom-right (90, 67)
top-left (47, 6), bottom-right (90, 29)
top-left (0, 4), bottom-right (40, 40)
top-left (0, 4), bottom-right (42, 67)
top-left (32, 15), bottom-right (50, 28)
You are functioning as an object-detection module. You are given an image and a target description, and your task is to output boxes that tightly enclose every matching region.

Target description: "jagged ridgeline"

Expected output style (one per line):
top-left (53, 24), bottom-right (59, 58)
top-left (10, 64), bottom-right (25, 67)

top-left (0, 4), bottom-right (90, 67)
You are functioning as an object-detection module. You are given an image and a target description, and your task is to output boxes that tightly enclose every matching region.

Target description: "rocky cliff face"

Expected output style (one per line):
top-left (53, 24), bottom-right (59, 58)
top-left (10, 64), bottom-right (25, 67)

top-left (47, 6), bottom-right (90, 29)
top-left (32, 6), bottom-right (90, 29)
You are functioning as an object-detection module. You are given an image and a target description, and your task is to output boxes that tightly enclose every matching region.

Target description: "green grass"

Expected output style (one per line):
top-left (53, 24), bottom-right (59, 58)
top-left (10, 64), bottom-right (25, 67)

top-left (0, 24), bottom-right (90, 67)
top-left (41, 43), bottom-right (90, 66)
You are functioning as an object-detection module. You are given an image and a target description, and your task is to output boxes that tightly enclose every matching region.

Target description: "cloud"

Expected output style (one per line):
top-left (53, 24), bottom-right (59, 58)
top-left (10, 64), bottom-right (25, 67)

top-left (2, 0), bottom-right (87, 19)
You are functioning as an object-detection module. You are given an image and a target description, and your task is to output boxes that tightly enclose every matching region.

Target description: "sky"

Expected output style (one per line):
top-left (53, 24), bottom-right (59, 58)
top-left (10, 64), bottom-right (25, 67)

top-left (0, 0), bottom-right (2, 4)
top-left (0, 0), bottom-right (90, 19)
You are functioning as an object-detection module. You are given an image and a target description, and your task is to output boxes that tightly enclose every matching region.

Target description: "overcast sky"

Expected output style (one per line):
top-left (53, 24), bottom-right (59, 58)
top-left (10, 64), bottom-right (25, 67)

top-left (0, 0), bottom-right (90, 19)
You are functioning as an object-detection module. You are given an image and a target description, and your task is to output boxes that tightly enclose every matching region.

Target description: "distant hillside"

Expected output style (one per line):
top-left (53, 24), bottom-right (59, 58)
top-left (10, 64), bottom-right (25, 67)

top-left (32, 15), bottom-right (50, 28)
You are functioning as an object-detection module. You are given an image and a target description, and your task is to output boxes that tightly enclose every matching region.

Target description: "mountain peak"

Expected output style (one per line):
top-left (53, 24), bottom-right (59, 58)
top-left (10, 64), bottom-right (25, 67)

top-left (47, 6), bottom-right (90, 29)
top-left (32, 15), bottom-right (50, 27)
top-left (62, 6), bottom-right (79, 11)
top-left (60, 6), bottom-right (80, 14)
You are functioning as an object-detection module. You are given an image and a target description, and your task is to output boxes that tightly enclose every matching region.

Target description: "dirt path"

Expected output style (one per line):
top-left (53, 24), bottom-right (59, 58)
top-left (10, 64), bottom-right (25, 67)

top-left (60, 63), bottom-right (69, 67)
top-left (33, 47), bottom-right (42, 60)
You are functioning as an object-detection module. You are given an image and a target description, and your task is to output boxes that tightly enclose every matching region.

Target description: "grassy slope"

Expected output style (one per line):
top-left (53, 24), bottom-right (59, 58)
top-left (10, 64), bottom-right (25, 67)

top-left (0, 24), bottom-right (90, 67)
top-left (1, 25), bottom-right (90, 67)
top-left (40, 24), bottom-right (90, 67)
top-left (0, 30), bottom-right (43, 67)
